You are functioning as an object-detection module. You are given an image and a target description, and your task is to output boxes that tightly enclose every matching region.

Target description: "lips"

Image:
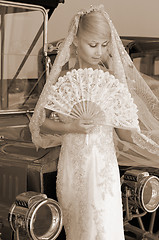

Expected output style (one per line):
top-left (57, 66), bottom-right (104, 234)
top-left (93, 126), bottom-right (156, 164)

top-left (92, 57), bottom-right (100, 61)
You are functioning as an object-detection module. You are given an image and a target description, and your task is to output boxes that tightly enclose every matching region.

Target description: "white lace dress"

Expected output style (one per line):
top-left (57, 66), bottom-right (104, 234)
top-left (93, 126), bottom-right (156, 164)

top-left (45, 69), bottom-right (140, 240)
top-left (56, 117), bottom-right (139, 239)
top-left (57, 126), bottom-right (125, 240)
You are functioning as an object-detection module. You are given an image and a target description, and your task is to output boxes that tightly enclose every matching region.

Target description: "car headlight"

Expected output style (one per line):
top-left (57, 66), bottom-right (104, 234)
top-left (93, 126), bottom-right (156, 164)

top-left (122, 169), bottom-right (159, 213)
top-left (8, 191), bottom-right (63, 240)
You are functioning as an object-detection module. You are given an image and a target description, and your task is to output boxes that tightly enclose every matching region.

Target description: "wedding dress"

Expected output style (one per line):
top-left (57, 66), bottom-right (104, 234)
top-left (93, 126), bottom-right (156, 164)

top-left (42, 66), bottom-right (139, 240)
top-left (53, 73), bottom-right (139, 240)
top-left (57, 125), bottom-right (125, 240)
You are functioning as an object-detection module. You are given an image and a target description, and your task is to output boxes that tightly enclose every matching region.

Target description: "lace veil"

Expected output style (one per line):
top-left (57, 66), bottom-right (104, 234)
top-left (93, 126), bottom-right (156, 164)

top-left (29, 5), bottom-right (159, 166)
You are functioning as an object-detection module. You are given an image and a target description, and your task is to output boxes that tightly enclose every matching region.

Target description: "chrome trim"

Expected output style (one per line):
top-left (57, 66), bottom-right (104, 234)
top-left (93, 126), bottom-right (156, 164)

top-left (0, 125), bottom-right (27, 128)
top-left (0, 109), bottom-right (34, 115)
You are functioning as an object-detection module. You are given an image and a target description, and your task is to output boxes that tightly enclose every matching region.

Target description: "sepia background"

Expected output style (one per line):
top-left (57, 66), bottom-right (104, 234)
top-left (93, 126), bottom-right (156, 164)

top-left (48, 0), bottom-right (159, 42)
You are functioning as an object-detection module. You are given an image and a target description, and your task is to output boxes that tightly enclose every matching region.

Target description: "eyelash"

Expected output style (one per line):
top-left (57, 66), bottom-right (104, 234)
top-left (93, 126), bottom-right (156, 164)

top-left (89, 43), bottom-right (108, 48)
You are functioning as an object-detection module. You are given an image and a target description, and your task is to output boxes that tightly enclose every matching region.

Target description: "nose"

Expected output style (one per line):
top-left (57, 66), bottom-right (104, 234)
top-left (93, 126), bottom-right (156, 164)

top-left (95, 45), bottom-right (102, 56)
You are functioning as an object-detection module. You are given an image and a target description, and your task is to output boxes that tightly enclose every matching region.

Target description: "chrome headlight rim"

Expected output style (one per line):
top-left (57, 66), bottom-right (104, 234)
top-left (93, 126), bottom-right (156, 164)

top-left (27, 198), bottom-right (63, 240)
top-left (8, 192), bottom-right (63, 240)
top-left (122, 169), bottom-right (159, 213)
top-left (138, 175), bottom-right (159, 213)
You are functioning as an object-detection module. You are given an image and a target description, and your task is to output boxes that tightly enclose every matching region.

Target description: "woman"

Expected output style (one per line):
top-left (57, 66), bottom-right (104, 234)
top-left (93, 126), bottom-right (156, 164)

top-left (29, 5), bottom-right (159, 240)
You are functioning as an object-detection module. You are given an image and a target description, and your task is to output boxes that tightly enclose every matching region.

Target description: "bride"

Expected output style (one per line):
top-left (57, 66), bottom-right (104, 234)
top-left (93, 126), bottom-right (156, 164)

top-left (29, 5), bottom-right (159, 240)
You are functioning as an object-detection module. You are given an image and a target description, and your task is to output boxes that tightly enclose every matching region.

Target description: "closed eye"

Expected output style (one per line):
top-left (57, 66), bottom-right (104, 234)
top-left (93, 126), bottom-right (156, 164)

top-left (89, 41), bottom-right (109, 48)
top-left (89, 43), bottom-right (97, 48)
top-left (102, 41), bottom-right (109, 47)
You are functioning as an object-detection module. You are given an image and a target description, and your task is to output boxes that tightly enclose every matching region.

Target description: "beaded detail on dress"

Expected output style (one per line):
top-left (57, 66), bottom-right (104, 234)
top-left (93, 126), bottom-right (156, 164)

top-left (56, 125), bottom-right (125, 240)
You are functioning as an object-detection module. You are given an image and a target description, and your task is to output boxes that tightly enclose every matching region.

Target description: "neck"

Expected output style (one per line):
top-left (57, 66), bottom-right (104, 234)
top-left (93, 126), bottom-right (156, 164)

top-left (75, 58), bottom-right (99, 70)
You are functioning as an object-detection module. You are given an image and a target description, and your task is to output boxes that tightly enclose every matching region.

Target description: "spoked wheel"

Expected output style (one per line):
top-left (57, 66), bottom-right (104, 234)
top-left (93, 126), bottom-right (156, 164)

top-left (124, 209), bottom-right (159, 240)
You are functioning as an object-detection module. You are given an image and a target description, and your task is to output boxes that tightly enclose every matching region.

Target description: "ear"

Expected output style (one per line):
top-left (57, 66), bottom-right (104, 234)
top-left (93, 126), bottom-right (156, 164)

top-left (73, 36), bottom-right (78, 47)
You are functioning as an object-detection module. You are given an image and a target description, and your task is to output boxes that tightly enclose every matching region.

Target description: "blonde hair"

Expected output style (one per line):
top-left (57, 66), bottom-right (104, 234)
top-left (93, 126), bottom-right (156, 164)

top-left (77, 11), bottom-right (111, 39)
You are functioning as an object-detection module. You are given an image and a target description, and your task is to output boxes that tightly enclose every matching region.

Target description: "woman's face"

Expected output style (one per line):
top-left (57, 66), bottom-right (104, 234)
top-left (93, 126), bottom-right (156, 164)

top-left (76, 33), bottom-right (110, 68)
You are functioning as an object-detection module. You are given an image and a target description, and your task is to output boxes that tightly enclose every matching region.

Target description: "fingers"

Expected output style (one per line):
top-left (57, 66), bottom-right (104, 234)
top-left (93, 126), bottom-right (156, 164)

top-left (70, 119), bottom-right (94, 134)
top-left (80, 122), bottom-right (94, 134)
top-left (83, 126), bottom-right (94, 134)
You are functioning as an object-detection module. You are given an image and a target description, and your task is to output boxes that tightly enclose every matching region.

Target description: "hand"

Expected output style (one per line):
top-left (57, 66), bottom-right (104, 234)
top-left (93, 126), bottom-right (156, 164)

top-left (67, 119), bottom-right (94, 134)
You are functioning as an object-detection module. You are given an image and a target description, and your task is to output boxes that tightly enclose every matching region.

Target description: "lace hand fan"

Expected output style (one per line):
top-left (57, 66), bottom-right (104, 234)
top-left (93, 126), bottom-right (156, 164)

top-left (45, 68), bottom-right (139, 130)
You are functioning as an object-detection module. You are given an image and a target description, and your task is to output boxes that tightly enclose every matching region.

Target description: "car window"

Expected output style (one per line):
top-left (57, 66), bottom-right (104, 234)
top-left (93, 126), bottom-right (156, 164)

top-left (0, 5), bottom-right (45, 111)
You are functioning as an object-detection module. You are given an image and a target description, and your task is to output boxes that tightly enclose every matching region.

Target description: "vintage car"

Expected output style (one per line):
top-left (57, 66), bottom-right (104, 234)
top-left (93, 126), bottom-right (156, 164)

top-left (0, 1), bottom-right (159, 239)
top-left (0, 1), bottom-right (63, 240)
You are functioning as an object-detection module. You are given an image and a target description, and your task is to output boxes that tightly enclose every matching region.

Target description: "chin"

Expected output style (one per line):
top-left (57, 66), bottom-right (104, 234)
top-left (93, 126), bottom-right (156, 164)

top-left (92, 59), bottom-right (101, 65)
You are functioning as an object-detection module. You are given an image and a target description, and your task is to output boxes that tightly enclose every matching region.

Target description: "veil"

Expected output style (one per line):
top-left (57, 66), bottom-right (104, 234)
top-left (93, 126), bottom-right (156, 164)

top-left (29, 5), bottom-right (159, 166)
